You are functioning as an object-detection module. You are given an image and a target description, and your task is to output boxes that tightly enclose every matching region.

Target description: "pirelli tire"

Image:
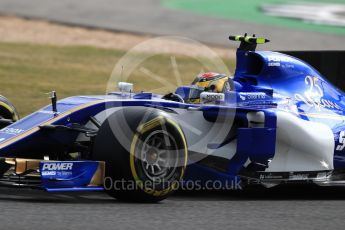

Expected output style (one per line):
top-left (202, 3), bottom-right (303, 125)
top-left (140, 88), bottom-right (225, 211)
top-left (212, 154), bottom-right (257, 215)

top-left (0, 95), bottom-right (19, 129)
top-left (93, 107), bottom-right (188, 202)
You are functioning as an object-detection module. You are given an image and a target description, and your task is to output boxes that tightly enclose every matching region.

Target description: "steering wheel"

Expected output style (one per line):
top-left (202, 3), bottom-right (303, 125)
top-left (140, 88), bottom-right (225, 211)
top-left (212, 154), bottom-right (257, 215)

top-left (162, 93), bottom-right (185, 103)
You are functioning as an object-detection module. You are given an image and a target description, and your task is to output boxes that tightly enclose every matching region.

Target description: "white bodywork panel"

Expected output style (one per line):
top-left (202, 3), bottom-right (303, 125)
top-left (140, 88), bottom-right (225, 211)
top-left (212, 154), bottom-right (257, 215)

top-left (171, 108), bottom-right (236, 160)
top-left (267, 111), bottom-right (335, 172)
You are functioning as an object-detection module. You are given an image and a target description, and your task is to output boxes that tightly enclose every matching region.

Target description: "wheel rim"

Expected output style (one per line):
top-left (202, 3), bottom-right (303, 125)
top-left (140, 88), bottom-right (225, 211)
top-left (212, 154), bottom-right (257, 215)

top-left (139, 130), bottom-right (179, 182)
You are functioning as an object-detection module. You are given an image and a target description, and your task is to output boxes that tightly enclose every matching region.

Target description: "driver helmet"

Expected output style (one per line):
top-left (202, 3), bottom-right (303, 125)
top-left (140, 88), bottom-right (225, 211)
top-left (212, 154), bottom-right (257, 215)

top-left (192, 72), bottom-right (230, 93)
top-left (188, 72), bottom-right (231, 103)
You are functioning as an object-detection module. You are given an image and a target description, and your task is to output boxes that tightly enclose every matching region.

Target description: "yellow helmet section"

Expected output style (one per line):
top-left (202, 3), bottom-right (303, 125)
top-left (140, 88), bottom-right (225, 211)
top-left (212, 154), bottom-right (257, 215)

top-left (195, 81), bottom-right (210, 89)
top-left (212, 77), bottom-right (228, 93)
top-left (192, 72), bottom-right (229, 93)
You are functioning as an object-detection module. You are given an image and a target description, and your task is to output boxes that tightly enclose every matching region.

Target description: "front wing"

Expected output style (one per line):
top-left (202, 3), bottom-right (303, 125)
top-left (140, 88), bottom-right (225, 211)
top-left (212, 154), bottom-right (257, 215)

top-left (0, 158), bottom-right (105, 192)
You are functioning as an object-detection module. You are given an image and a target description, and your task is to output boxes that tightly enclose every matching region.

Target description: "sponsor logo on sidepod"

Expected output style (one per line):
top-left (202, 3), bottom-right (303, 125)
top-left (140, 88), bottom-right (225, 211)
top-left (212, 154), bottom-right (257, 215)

top-left (200, 92), bottom-right (225, 103)
top-left (42, 163), bottom-right (73, 171)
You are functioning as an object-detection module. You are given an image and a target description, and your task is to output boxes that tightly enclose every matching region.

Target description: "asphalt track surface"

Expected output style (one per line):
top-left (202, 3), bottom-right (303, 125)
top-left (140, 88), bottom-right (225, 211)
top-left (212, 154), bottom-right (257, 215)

top-left (0, 0), bottom-right (344, 50)
top-left (0, 185), bottom-right (345, 230)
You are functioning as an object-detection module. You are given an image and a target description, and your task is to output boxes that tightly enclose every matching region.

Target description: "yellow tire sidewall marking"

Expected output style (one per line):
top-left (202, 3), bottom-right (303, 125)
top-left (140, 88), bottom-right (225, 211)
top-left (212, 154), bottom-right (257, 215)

top-left (129, 116), bottom-right (188, 197)
top-left (0, 101), bottom-right (18, 121)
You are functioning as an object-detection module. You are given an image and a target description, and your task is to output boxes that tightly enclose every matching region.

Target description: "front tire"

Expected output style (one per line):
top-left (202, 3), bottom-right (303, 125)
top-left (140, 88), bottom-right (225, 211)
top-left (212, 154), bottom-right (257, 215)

top-left (0, 95), bottom-right (19, 129)
top-left (0, 95), bottom-right (19, 176)
top-left (93, 108), bottom-right (188, 202)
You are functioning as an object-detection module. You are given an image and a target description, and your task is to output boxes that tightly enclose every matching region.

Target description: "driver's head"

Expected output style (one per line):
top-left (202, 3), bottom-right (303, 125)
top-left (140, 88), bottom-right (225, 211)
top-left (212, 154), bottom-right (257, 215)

top-left (192, 72), bottom-right (229, 93)
top-left (186, 72), bottom-right (231, 104)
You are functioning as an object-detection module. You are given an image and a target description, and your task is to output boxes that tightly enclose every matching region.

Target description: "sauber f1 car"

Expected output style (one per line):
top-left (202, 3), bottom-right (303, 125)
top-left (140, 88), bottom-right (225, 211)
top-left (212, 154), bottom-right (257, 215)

top-left (0, 34), bottom-right (344, 202)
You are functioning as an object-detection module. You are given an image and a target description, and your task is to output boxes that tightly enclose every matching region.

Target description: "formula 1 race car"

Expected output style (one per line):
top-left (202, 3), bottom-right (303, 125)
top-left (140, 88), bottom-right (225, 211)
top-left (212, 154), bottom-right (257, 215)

top-left (1, 34), bottom-right (344, 202)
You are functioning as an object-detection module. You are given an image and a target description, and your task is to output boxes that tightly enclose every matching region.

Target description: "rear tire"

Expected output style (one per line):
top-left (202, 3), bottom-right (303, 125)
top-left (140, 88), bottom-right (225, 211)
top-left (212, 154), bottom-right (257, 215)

top-left (93, 107), bottom-right (188, 202)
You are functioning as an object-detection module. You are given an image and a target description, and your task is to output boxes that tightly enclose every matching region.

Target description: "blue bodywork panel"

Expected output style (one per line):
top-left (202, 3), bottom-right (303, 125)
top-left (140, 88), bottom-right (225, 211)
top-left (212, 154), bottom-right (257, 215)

top-left (234, 50), bottom-right (345, 169)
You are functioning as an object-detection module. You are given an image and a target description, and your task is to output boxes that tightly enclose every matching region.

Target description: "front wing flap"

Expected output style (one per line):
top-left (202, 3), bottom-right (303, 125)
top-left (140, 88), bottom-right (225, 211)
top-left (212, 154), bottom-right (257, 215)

top-left (0, 158), bottom-right (105, 192)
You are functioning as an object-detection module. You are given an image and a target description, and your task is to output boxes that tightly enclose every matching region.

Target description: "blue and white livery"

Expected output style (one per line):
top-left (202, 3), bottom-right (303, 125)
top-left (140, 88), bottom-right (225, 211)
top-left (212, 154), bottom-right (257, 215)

top-left (0, 34), bottom-right (344, 202)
